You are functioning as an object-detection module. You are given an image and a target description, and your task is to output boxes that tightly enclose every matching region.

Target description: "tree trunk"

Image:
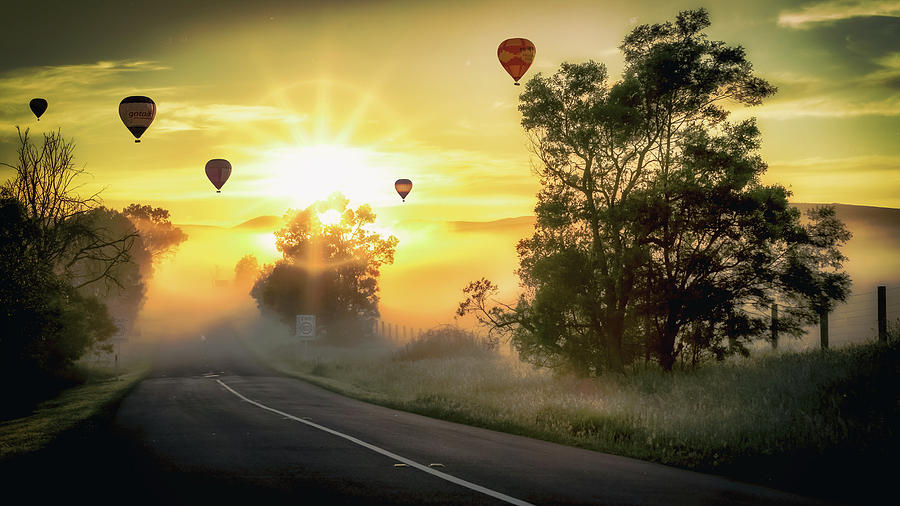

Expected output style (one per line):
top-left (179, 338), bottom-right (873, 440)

top-left (602, 309), bottom-right (626, 373)
top-left (658, 311), bottom-right (680, 371)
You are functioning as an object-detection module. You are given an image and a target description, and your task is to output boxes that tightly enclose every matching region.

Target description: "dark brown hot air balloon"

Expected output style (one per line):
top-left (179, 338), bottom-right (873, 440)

top-left (119, 96), bottom-right (156, 143)
top-left (394, 179), bottom-right (412, 202)
top-left (205, 159), bottom-right (232, 193)
top-left (29, 98), bottom-right (48, 120)
top-left (497, 38), bottom-right (536, 85)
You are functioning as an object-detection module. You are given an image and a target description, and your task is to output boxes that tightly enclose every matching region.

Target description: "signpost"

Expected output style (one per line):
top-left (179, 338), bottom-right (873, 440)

top-left (111, 318), bottom-right (129, 380)
top-left (295, 315), bottom-right (316, 358)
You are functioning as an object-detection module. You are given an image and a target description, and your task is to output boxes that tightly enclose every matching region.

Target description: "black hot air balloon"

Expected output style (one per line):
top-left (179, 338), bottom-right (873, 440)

top-left (395, 179), bottom-right (412, 202)
top-left (29, 98), bottom-right (48, 121)
top-left (205, 159), bottom-right (232, 193)
top-left (119, 96), bottom-right (156, 143)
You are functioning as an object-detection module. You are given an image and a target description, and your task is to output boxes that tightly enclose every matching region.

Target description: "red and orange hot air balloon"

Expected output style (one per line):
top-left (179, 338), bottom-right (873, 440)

top-left (394, 179), bottom-right (412, 202)
top-left (205, 159), bottom-right (232, 193)
top-left (497, 38), bottom-right (536, 85)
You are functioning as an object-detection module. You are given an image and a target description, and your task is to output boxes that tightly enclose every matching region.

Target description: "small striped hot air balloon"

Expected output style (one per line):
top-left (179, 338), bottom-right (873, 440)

top-left (394, 179), bottom-right (412, 202)
top-left (205, 159), bottom-right (232, 193)
top-left (119, 96), bottom-right (156, 143)
top-left (497, 38), bottom-right (536, 85)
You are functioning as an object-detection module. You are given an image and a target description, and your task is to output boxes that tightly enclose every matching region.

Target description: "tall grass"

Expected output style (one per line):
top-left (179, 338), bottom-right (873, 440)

top-left (243, 326), bottom-right (898, 501)
top-left (0, 344), bottom-right (151, 459)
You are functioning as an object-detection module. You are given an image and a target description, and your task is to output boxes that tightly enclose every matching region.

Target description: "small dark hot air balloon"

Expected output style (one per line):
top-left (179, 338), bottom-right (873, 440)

top-left (394, 179), bottom-right (412, 202)
top-left (119, 96), bottom-right (156, 143)
top-left (29, 98), bottom-right (48, 121)
top-left (497, 38), bottom-right (536, 85)
top-left (206, 159), bottom-right (232, 193)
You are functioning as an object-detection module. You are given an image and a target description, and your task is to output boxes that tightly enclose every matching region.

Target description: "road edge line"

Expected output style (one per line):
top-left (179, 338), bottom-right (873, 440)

top-left (216, 379), bottom-right (533, 506)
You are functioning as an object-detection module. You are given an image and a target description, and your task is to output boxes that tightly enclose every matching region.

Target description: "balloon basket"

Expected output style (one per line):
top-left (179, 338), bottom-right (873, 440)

top-left (135, 140), bottom-right (140, 143)
top-left (216, 190), bottom-right (221, 193)
top-left (514, 82), bottom-right (520, 86)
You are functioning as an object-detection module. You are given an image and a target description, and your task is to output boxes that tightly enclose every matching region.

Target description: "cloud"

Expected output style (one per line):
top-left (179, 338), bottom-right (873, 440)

top-left (778, 0), bottom-right (900, 29)
top-left (768, 154), bottom-right (900, 173)
top-left (155, 103), bottom-right (307, 132)
top-left (765, 155), bottom-right (900, 208)
top-left (0, 60), bottom-right (170, 95)
top-left (731, 93), bottom-right (900, 119)
top-left (731, 53), bottom-right (900, 120)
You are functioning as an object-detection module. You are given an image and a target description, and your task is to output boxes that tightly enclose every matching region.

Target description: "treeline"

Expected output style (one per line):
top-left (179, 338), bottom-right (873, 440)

top-left (458, 9), bottom-right (852, 374)
top-left (0, 128), bottom-right (186, 410)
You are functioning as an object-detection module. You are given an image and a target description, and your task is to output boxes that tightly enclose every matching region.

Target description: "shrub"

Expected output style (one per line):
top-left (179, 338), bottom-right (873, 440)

top-left (393, 325), bottom-right (493, 361)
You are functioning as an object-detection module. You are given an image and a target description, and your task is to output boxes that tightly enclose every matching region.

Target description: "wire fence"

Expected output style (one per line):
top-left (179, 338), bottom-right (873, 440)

top-left (374, 286), bottom-right (899, 350)
top-left (794, 285), bottom-right (899, 349)
top-left (372, 319), bottom-right (425, 342)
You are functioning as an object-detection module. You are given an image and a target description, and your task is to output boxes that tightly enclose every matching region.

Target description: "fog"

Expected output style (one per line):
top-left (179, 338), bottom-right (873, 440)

top-left (129, 204), bottom-right (899, 351)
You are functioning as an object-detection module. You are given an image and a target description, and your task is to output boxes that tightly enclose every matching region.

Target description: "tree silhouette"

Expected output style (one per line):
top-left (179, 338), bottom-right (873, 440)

top-left (252, 193), bottom-right (397, 343)
top-left (459, 9), bottom-right (850, 374)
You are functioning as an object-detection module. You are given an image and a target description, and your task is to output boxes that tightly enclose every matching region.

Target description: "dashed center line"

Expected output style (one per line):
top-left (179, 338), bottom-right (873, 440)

top-left (216, 379), bottom-right (533, 506)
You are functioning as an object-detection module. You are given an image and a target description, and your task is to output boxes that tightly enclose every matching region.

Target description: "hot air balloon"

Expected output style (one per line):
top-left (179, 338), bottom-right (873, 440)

top-left (205, 159), bottom-right (232, 193)
top-left (497, 38), bottom-right (536, 85)
top-left (395, 179), bottom-right (412, 202)
top-left (29, 98), bottom-right (48, 121)
top-left (119, 96), bottom-right (156, 143)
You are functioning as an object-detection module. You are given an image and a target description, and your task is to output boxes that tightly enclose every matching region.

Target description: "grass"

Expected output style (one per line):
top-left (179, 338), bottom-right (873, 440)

top-left (0, 356), bottom-right (150, 460)
top-left (242, 327), bottom-right (898, 503)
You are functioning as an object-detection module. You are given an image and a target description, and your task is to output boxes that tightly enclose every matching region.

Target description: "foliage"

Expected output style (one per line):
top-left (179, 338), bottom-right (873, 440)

top-left (393, 325), bottom-right (493, 361)
top-left (0, 198), bottom-right (116, 406)
top-left (246, 330), bottom-right (899, 505)
top-left (122, 203), bottom-right (188, 265)
top-left (0, 128), bottom-right (136, 289)
top-left (233, 254), bottom-right (259, 288)
top-left (458, 9), bottom-right (850, 374)
top-left (251, 193), bottom-right (398, 343)
top-left (0, 129), bottom-right (183, 407)
top-left (72, 207), bottom-right (152, 337)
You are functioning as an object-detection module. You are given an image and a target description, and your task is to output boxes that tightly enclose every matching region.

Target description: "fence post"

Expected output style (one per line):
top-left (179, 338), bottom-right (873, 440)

top-left (878, 285), bottom-right (887, 342)
top-left (819, 310), bottom-right (829, 349)
top-left (771, 304), bottom-right (778, 349)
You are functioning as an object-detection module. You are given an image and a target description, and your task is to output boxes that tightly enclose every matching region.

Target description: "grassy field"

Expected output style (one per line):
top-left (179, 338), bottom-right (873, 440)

top-left (242, 326), bottom-right (898, 503)
top-left (0, 353), bottom-right (150, 460)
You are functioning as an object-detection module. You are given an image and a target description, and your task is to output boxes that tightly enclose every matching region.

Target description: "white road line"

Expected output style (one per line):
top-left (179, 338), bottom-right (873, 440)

top-left (216, 379), bottom-right (533, 506)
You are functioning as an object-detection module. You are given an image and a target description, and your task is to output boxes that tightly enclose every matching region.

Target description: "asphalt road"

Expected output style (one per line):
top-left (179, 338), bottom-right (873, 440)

top-left (6, 333), bottom-right (833, 505)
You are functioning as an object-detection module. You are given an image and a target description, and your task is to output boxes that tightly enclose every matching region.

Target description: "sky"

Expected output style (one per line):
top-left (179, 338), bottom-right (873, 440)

top-left (1, 0), bottom-right (898, 332)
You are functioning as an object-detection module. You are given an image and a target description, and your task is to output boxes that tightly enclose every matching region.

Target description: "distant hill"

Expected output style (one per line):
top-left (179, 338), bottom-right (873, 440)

top-left (232, 215), bottom-right (283, 230)
top-left (791, 203), bottom-right (900, 233)
top-left (449, 216), bottom-right (536, 233)
top-left (444, 203), bottom-right (899, 236)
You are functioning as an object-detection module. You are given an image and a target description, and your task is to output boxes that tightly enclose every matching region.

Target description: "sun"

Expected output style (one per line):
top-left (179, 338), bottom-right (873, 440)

top-left (318, 208), bottom-right (342, 226)
top-left (262, 143), bottom-right (394, 208)
top-left (243, 78), bottom-right (415, 211)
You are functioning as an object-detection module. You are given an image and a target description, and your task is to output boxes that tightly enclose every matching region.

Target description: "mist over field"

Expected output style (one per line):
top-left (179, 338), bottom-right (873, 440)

top-left (126, 202), bottom-right (900, 350)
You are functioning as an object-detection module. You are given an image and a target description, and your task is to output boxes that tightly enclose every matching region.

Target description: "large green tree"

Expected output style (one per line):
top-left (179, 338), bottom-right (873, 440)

top-left (0, 129), bottom-right (189, 402)
top-left (251, 193), bottom-right (397, 343)
top-left (459, 9), bottom-right (850, 374)
top-left (72, 204), bottom-right (186, 337)
top-left (0, 198), bottom-right (115, 406)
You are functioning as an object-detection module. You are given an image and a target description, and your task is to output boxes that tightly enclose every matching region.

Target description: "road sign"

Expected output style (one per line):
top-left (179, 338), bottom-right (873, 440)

top-left (296, 315), bottom-right (316, 340)
top-left (111, 318), bottom-right (129, 342)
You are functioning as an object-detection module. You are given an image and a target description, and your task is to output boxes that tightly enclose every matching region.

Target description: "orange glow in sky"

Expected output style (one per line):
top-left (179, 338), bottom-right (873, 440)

top-left (1, 1), bottom-right (897, 333)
